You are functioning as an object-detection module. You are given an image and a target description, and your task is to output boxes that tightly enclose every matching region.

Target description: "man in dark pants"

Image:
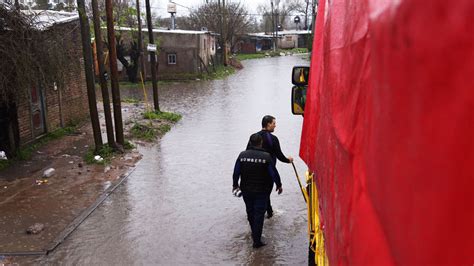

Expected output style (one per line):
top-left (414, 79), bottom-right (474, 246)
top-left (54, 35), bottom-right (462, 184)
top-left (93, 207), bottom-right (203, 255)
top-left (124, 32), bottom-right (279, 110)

top-left (233, 133), bottom-right (283, 248)
top-left (247, 115), bottom-right (293, 218)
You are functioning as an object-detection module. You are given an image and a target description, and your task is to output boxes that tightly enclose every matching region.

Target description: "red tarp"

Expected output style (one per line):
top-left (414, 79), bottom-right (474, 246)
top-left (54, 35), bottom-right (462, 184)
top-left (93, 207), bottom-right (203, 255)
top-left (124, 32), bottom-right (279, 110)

top-left (300, 0), bottom-right (474, 264)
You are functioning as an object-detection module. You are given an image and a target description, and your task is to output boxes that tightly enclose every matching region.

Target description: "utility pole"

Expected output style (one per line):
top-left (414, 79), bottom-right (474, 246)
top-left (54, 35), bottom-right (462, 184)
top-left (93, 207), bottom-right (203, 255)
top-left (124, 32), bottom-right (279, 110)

top-left (304, 0), bottom-right (309, 30)
top-left (222, 0), bottom-right (227, 66)
top-left (218, 0), bottom-right (226, 66)
top-left (136, 0), bottom-right (146, 80)
top-left (271, 1), bottom-right (276, 51)
top-left (145, 0), bottom-right (160, 112)
top-left (76, 0), bottom-right (103, 151)
top-left (105, 0), bottom-right (125, 146)
top-left (91, 0), bottom-right (115, 148)
top-left (275, 0), bottom-right (280, 50)
top-left (312, 0), bottom-right (318, 33)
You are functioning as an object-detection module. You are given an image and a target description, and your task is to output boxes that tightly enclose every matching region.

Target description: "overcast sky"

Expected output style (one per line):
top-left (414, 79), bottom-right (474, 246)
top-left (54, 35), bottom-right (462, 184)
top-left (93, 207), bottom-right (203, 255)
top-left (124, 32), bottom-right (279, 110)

top-left (149, 0), bottom-right (276, 18)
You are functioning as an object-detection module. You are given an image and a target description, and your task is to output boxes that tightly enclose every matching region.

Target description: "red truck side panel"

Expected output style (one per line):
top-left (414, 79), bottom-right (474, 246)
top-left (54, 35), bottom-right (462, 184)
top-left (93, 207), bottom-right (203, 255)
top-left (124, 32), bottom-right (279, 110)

top-left (300, 0), bottom-right (474, 264)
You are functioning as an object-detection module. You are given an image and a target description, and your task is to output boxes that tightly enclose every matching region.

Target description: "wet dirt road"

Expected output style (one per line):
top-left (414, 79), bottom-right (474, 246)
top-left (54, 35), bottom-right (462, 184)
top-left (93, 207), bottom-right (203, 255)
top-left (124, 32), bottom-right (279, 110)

top-left (31, 55), bottom-right (310, 265)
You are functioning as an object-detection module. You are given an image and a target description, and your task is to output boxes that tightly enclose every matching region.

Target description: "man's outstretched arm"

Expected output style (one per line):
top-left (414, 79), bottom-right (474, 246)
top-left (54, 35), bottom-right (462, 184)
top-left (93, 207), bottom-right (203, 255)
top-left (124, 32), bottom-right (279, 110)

top-left (273, 136), bottom-right (293, 163)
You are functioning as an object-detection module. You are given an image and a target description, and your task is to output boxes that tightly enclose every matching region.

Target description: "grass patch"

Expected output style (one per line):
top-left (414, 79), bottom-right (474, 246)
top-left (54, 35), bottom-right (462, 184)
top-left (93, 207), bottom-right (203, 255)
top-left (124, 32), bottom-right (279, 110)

top-left (122, 97), bottom-right (140, 104)
top-left (157, 124), bottom-right (171, 134)
top-left (235, 48), bottom-right (309, 61)
top-left (235, 53), bottom-right (267, 61)
top-left (0, 160), bottom-right (11, 171)
top-left (130, 122), bottom-right (157, 142)
top-left (289, 47), bottom-right (309, 54)
top-left (84, 144), bottom-right (115, 165)
top-left (123, 140), bottom-right (135, 150)
top-left (143, 111), bottom-right (182, 122)
top-left (0, 125), bottom-right (79, 170)
top-left (16, 126), bottom-right (77, 161)
top-left (202, 65), bottom-right (235, 80)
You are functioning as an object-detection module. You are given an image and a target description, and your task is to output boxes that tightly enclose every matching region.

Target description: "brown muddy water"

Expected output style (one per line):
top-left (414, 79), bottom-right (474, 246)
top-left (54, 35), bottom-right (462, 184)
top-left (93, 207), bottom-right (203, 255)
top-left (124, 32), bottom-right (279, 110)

top-left (24, 55), bottom-right (310, 265)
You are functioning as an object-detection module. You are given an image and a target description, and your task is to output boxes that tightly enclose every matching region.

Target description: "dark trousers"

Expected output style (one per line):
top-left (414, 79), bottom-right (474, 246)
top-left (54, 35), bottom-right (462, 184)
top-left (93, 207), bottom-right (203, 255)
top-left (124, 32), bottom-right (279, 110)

top-left (242, 191), bottom-right (269, 244)
top-left (267, 195), bottom-right (273, 215)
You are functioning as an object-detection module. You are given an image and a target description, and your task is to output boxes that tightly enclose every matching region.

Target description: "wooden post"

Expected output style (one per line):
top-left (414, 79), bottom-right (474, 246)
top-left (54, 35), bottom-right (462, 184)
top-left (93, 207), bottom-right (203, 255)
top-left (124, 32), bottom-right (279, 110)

top-left (145, 0), bottom-right (160, 112)
top-left (136, 0), bottom-right (146, 80)
top-left (105, 0), bottom-right (125, 146)
top-left (76, 0), bottom-right (103, 152)
top-left (91, 0), bottom-right (116, 148)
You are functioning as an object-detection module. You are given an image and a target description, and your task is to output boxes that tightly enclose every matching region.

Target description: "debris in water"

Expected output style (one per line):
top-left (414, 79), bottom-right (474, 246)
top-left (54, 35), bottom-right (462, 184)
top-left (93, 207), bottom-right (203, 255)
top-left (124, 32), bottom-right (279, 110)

top-left (43, 168), bottom-right (55, 178)
top-left (35, 179), bottom-right (48, 185)
top-left (26, 223), bottom-right (45, 234)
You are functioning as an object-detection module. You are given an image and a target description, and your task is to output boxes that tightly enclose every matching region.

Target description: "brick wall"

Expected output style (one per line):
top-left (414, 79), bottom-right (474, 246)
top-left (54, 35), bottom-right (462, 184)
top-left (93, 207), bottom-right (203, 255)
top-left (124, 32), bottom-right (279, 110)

top-left (17, 96), bottom-right (32, 144)
top-left (17, 19), bottom-right (89, 146)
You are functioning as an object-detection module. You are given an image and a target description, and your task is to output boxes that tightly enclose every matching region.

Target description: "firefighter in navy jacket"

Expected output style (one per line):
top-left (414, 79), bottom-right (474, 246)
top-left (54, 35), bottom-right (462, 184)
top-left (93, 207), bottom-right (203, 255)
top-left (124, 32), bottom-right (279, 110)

top-left (233, 133), bottom-right (282, 248)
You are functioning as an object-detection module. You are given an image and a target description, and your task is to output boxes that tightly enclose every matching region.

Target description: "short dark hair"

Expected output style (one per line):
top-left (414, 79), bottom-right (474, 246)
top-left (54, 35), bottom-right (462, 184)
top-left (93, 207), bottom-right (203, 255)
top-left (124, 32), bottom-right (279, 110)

top-left (261, 115), bottom-right (275, 128)
top-left (249, 133), bottom-right (263, 147)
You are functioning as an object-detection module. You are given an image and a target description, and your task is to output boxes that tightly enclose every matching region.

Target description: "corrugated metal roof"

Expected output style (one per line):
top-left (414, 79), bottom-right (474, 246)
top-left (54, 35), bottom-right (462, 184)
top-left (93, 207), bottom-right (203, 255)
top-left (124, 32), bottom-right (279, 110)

top-left (113, 26), bottom-right (216, 35)
top-left (21, 10), bottom-right (78, 30)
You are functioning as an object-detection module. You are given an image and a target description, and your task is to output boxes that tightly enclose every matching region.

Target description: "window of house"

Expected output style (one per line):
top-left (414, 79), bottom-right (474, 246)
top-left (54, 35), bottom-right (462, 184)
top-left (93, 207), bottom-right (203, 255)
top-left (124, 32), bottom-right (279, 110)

top-left (168, 53), bottom-right (177, 65)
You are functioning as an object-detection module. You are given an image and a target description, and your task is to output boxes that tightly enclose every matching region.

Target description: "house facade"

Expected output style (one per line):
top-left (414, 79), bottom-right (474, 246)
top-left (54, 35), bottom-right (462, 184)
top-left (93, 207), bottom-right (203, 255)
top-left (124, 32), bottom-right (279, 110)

top-left (234, 35), bottom-right (272, 54)
top-left (0, 11), bottom-right (88, 156)
top-left (236, 30), bottom-right (312, 53)
top-left (276, 30), bottom-right (312, 49)
top-left (114, 27), bottom-right (218, 80)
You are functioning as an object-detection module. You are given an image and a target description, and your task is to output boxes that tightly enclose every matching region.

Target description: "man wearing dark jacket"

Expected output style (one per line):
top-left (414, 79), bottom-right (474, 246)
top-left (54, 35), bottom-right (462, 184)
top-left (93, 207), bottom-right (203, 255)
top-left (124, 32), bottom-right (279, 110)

top-left (233, 133), bottom-right (282, 248)
top-left (247, 115), bottom-right (293, 218)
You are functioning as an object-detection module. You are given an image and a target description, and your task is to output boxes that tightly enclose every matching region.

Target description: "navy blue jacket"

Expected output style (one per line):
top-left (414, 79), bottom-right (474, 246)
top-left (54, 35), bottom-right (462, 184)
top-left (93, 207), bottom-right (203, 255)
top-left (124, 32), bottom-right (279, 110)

top-left (233, 147), bottom-right (282, 193)
top-left (246, 130), bottom-right (290, 166)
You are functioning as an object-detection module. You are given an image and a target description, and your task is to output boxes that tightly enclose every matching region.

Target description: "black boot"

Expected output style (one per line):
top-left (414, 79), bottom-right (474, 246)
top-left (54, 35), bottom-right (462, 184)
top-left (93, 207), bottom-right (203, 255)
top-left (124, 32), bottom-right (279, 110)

top-left (253, 241), bottom-right (267, 248)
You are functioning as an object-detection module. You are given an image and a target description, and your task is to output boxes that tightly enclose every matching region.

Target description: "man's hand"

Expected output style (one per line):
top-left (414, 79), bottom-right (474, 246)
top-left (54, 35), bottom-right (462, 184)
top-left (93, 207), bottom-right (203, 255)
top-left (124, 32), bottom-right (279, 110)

top-left (287, 156), bottom-right (294, 163)
top-left (276, 186), bottom-right (283, 195)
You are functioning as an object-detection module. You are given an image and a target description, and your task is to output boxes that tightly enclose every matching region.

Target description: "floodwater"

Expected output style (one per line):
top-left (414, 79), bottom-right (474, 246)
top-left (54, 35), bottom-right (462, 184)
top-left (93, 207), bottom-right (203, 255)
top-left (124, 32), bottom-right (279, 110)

top-left (35, 55), bottom-right (310, 265)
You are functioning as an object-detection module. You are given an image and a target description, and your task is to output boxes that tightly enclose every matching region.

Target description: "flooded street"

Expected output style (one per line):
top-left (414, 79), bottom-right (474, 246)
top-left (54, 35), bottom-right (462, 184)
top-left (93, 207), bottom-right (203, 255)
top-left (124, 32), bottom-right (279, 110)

top-left (34, 55), bottom-right (310, 265)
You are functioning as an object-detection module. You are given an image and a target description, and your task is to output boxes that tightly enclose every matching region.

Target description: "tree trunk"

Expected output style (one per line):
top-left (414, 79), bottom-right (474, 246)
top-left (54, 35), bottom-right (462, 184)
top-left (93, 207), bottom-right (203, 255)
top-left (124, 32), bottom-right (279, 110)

top-left (116, 40), bottom-right (140, 83)
top-left (77, 0), bottom-right (103, 152)
top-left (105, 0), bottom-right (125, 146)
top-left (91, 0), bottom-right (116, 149)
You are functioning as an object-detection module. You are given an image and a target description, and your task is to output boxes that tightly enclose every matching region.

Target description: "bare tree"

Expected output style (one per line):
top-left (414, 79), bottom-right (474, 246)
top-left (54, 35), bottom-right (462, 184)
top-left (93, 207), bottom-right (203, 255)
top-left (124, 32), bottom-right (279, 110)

top-left (257, 0), bottom-right (307, 31)
top-left (91, 0), bottom-right (143, 83)
top-left (182, 2), bottom-right (252, 52)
